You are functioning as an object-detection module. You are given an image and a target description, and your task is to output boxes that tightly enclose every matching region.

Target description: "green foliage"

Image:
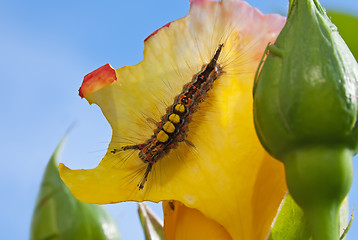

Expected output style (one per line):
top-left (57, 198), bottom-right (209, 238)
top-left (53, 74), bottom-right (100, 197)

top-left (138, 203), bottom-right (164, 240)
top-left (269, 194), bottom-right (311, 240)
top-left (339, 200), bottom-right (351, 240)
top-left (269, 194), bottom-right (351, 240)
top-left (328, 12), bottom-right (358, 60)
top-left (30, 138), bottom-right (121, 240)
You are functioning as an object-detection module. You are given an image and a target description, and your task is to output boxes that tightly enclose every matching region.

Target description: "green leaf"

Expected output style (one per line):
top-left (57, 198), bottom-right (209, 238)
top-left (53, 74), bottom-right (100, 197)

top-left (138, 203), bottom-right (164, 240)
top-left (269, 194), bottom-right (351, 240)
top-left (268, 194), bottom-right (311, 240)
top-left (328, 11), bottom-right (358, 60)
top-left (339, 200), bottom-right (352, 240)
top-left (30, 137), bottom-right (121, 240)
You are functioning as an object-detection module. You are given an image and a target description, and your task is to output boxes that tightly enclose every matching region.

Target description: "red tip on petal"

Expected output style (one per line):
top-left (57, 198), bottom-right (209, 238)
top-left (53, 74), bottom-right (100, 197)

top-left (144, 22), bottom-right (171, 42)
top-left (79, 64), bottom-right (117, 98)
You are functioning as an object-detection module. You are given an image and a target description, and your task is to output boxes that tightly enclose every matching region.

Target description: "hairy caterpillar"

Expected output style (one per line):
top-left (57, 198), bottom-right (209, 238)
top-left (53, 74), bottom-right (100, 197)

top-left (96, 19), bottom-right (259, 197)
top-left (111, 44), bottom-right (224, 190)
top-left (69, 0), bottom-right (279, 200)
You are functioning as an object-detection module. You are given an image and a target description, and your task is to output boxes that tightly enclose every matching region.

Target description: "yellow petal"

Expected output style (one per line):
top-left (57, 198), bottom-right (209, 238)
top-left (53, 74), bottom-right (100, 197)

top-left (60, 0), bottom-right (287, 239)
top-left (163, 200), bottom-right (232, 240)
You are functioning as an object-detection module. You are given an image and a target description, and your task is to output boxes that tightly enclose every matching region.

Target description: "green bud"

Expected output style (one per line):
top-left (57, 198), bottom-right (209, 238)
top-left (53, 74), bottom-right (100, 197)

top-left (30, 137), bottom-right (121, 240)
top-left (253, 1), bottom-right (358, 158)
top-left (253, 0), bottom-right (357, 239)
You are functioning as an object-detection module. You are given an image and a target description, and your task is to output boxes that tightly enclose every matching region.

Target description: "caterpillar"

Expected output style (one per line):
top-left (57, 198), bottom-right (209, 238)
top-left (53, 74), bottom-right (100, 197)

top-left (111, 44), bottom-right (224, 190)
top-left (92, 1), bottom-right (266, 197)
top-left (99, 19), bottom-right (254, 196)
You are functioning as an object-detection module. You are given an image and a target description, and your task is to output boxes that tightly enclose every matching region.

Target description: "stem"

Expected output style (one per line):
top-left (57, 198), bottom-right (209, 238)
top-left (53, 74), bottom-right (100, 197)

top-left (283, 145), bottom-right (353, 240)
top-left (305, 204), bottom-right (339, 240)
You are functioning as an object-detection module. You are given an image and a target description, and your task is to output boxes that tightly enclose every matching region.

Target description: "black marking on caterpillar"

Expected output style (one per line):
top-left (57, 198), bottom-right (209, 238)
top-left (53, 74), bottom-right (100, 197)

top-left (112, 44), bottom-right (224, 190)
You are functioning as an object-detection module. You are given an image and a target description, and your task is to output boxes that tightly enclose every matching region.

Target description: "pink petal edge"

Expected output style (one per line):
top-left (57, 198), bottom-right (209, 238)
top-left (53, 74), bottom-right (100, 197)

top-left (144, 0), bottom-right (217, 42)
top-left (79, 0), bottom-right (285, 98)
top-left (189, 0), bottom-right (212, 4)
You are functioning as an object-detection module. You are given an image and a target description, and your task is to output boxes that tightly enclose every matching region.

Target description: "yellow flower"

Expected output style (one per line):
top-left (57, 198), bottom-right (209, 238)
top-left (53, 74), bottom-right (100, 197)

top-left (59, 0), bottom-right (287, 239)
top-left (163, 200), bottom-right (232, 239)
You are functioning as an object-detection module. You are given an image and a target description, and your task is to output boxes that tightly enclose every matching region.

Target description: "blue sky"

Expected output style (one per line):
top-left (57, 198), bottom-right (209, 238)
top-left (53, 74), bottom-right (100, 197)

top-left (1, 0), bottom-right (357, 239)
